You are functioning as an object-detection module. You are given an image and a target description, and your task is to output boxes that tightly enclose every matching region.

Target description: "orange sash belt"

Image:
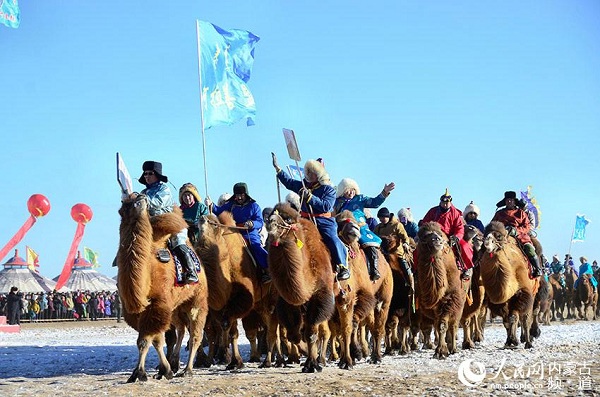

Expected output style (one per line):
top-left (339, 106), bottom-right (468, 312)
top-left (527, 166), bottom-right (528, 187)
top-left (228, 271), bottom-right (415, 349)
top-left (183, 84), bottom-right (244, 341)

top-left (300, 211), bottom-right (331, 219)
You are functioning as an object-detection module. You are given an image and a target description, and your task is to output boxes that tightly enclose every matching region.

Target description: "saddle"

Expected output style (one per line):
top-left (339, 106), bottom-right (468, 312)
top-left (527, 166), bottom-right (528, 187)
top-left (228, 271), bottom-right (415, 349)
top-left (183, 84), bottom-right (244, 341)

top-left (156, 247), bottom-right (201, 286)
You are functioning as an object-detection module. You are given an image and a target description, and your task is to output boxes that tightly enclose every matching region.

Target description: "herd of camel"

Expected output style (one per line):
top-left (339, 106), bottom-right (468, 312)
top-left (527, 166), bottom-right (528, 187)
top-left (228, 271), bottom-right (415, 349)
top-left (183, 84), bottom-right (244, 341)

top-left (115, 193), bottom-right (599, 383)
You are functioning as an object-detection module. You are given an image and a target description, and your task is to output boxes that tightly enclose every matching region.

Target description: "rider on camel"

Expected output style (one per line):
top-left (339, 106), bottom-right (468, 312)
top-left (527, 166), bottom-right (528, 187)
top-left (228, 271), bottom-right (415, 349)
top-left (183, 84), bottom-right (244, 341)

top-left (491, 191), bottom-right (543, 278)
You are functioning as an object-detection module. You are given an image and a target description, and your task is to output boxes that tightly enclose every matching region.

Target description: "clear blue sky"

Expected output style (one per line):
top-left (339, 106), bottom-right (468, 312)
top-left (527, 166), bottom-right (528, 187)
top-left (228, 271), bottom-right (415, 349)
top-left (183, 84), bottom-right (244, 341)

top-left (1, 1), bottom-right (599, 279)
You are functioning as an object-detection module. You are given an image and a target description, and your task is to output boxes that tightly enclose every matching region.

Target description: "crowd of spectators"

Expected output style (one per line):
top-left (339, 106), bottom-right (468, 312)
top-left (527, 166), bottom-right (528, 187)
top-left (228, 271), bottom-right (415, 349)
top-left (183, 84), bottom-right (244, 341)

top-left (0, 288), bottom-right (122, 324)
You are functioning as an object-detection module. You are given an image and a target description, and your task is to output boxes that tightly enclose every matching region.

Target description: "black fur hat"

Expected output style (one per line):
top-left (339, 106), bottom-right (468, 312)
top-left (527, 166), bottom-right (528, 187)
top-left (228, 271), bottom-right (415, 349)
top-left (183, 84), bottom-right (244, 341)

top-left (496, 191), bottom-right (517, 208)
top-left (138, 161), bottom-right (168, 185)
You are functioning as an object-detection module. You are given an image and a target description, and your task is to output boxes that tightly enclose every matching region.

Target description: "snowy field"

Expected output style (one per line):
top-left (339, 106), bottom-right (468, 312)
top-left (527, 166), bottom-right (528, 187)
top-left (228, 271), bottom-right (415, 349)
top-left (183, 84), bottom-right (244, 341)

top-left (0, 319), bottom-right (599, 396)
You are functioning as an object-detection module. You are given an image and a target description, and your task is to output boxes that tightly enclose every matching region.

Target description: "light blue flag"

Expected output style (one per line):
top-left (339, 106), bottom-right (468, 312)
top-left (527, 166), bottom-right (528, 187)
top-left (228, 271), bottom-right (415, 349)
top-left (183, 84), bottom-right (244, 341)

top-left (0, 0), bottom-right (20, 28)
top-left (197, 20), bottom-right (259, 130)
top-left (572, 215), bottom-right (590, 242)
top-left (287, 165), bottom-right (304, 180)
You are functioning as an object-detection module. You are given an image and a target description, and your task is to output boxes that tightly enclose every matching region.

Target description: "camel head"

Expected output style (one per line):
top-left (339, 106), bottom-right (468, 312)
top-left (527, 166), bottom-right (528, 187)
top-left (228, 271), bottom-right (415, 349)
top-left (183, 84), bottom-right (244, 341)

top-left (335, 210), bottom-right (360, 245)
top-left (119, 193), bottom-right (149, 220)
top-left (483, 221), bottom-right (508, 254)
top-left (380, 233), bottom-right (399, 254)
top-left (267, 202), bottom-right (301, 246)
top-left (417, 222), bottom-right (447, 255)
top-left (464, 225), bottom-right (484, 252)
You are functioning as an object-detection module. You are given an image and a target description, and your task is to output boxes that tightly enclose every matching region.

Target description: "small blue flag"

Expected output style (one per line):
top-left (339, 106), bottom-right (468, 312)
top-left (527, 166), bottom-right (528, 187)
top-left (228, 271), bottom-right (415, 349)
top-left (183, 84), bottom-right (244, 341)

top-left (0, 0), bottom-right (20, 28)
top-left (197, 20), bottom-right (259, 130)
top-left (287, 165), bottom-right (304, 180)
top-left (520, 186), bottom-right (541, 229)
top-left (572, 215), bottom-right (590, 242)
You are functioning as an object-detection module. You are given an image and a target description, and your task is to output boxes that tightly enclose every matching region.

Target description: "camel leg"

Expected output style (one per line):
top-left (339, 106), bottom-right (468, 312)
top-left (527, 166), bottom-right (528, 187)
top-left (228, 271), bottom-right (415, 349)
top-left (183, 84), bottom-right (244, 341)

top-left (302, 322), bottom-right (323, 373)
top-left (433, 319), bottom-right (449, 359)
top-left (165, 325), bottom-right (180, 373)
top-left (370, 306), bottom-right (388, 364)
top-left (503, 313), bottom-right (519, 348)
top-left (462, 317), bottom-right (474, 349)
top-left (260, 311), bottom-right (282, 368)
top-left (226, 320), bottom-right (244, 370)
top-left (152, 333), bottom-right (174, 380)
top-left (385, 314), bottom-right (399, 355)
top-left (317, 322), bottom-right (331, 366)
top-left (337, 309), bottom-right (354, 370)
top-left (127, 334), bottom-right (153, 383)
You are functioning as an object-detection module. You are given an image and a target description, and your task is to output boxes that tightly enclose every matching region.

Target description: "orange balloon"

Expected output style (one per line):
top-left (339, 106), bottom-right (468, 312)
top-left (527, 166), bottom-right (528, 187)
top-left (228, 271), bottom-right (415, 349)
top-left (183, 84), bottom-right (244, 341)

top-left (71, 203), bottom-right (93, 224)
top-left (27, 194), bottom-right (51, 217)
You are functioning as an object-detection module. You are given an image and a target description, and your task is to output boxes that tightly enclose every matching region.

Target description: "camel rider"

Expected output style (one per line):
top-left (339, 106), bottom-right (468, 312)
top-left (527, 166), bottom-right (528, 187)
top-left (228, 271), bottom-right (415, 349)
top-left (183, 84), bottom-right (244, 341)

top-left (374, 207), bottom-right (414, 291)
top-left (272, 153), bottom-right (350, 281)
top-left (333, 178), bottom-right (395, 281)
top-left (549, 254), bottom-right (566, 288)
top-left (397, 208), bottom-right (419, 239)
top-left (491, 191), bottom-right (543, 278)
top-left (564, 254), bottom-right (579, 276)
top-left (179, 183), bottom-right (209, 246)
top-left (139, 161), bottom-right (199, 284)
top-left (574, 256), bottom-right (598, 293)
top-left (463, 201), bottom-right (485, 234)
top-left (206, 183), bottom-right (271, 284)
top-left (420, 189), bottom-right (474, 277)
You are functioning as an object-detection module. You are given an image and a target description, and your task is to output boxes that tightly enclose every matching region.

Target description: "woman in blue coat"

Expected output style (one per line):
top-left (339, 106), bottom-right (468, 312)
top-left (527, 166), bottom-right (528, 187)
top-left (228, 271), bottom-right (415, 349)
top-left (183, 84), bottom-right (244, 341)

top-left (333, 178), bottom-right (395, 280)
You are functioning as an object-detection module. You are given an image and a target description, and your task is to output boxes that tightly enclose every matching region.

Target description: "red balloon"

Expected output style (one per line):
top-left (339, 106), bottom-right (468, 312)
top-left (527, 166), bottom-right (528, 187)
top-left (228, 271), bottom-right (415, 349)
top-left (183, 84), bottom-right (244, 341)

top-left (71, 203), bottom-right (93, 224)
top-left (27, 194), bottom-right (51, 217)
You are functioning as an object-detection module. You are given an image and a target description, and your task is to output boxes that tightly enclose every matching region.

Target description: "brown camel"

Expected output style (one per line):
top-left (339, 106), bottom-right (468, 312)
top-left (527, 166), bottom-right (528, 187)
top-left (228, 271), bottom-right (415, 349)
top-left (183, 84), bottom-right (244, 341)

top-left (459, 225), bottom-right (485, 349)
top-left (194, 212), bottom-right (280, 370)
top-left (574, 274), bottom-right (598, 320)
top-left (267, 203), bottom-right (336, 373)
top-left (379, 232), bottom-right (418, 355)
top-left (535, 274), bottom-right (554, 325)
top-left (335, 211), bottom-right (393, 366)
top-left (415, 222), bottom-right (466, 359)
top-left (549, 273), bottom-right (567, 321)
top-left (480, 221), bottom-right (539, 349)
top-left (117, 194), bottom-right (208, 383)
top-left (564, 265), bottom-right (577, 319)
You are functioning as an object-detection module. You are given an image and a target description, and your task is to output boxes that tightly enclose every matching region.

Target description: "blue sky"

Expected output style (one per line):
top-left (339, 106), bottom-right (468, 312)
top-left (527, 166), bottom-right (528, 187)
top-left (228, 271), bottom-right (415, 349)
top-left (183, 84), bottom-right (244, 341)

top-left (1, 1), bottom-right (599, 279)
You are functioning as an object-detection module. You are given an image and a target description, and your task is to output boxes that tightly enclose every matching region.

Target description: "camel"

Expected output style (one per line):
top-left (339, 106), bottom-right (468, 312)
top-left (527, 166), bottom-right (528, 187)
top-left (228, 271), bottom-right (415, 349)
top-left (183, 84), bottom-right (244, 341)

top-left (549, 273), bottom-right (567, 321)
top-left (379, 232), bottom-right (416, 355)
top-left (194, 212), bottom-right (280, 370)
top-left (574, 274), bottom-right (598, 320)
top-left (117, 194), bottom-right (209, 383)
top-left (266, 203), bottom-right (336, 373)
top-left (415, 222), bottom-right (466, 359)
top-left (564, 265), bottom-right (577, 319)
top-left (535, 275), bottom-right (554, 325)
top-left (480, 221), bottom-right (539, 349)
top-left (459, 225), bottom-right (485, 349)
top-left (335, 211), bottom-right (393, 366)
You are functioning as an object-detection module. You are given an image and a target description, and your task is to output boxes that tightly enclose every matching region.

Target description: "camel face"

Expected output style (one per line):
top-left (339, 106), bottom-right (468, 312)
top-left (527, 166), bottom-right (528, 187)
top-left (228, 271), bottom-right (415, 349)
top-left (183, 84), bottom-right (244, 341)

top-left (483, 232), bottom-right (501, 253)
top-left (119, 194), bottom-right (148, 219)
top-left (421, 230), bottom-right (445, 253)
top-left (338, 218), bottom-right (360, 244)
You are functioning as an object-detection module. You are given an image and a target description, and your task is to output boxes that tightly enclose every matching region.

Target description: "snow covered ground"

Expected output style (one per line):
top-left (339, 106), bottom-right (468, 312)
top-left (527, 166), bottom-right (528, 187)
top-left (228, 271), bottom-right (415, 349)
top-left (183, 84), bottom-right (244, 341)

top-left (0, 319), bottom-right (599, 396)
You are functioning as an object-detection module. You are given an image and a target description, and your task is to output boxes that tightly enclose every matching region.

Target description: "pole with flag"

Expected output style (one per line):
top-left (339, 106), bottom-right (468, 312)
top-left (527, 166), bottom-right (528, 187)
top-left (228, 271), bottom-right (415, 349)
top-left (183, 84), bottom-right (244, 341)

top-left (0, 0), bottom-right (20, 29)
top-left (195, 20), bottom-right (260, 198)
top-left (568, 214), bottom-right (591, 256)
top-left (26, 246), bottom-right (40, 272)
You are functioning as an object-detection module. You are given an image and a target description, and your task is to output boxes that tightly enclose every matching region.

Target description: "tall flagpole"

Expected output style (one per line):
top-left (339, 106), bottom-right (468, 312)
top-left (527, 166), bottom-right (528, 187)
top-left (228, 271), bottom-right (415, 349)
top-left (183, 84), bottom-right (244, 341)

top-left (196, 20), bottom-right (210, 198)
top-left (567, 217), bottom-right (575, 257)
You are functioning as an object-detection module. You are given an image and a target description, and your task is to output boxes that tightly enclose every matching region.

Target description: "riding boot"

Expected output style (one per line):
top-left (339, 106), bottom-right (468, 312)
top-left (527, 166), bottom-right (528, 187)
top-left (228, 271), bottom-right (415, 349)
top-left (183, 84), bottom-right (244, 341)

top-left (173, 244), bottom-right (199, 284)
top-left (336, 264), bottom-right (350, 281)
top-left (365, 246), bottom-right (381, 281)
top-left (528, 255), bottom-right (542, 278)
top-left (400, 258), bottom-right (414, 292)
top-left (260, 267), bottom-right (271, 284)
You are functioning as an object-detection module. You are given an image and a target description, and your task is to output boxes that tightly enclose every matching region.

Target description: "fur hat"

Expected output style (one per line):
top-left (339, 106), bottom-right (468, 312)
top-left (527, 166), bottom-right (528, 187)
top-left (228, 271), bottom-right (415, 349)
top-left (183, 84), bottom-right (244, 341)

top-left (336, 178), bottom-right (360, 198)
top-left (398, 208), bottom-right (414, 223)
top-left (285, 192), bottom-right (301, 211)
top-left (232, 182), bottom-right (253, 201)
top-left (552, 254), bottom-right (560, 262)
top-left (138, 161), bottom-right (168, 185)
top-left (304, 159), bottom-right (331, 186)
top-left (217, 193), bottom-right (231, 206)
top-left (440, 188), bottom-right (452, 202)
top-left (496, 191), bottom-right (518, 208)
top-left (377, 207), bottom-right (390, 218)
top-left (463, 201), bottom-right (480, 218)
top-left (179, 183), bottom-right (201, 203)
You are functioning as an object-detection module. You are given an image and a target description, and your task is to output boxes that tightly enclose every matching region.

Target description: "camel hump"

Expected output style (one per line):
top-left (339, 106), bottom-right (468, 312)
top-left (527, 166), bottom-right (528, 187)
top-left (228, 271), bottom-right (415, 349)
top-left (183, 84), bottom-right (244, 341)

top-left (150, 208), bottom-right (188, 237)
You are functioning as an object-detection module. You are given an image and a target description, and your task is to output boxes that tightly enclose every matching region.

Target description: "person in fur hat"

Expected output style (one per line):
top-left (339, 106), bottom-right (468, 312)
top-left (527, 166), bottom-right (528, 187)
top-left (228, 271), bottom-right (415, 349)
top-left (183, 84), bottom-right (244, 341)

top-left (463, 201), bottom-right (485, 233)
top-left (333, 178), bottom-right (395, 281)
top-left (397, 208), bottom-right (418, 239)
top-left (179, 183), bottom-right (209, 245)
top-left (420, 188), bottom-right (474, 275)
top-left (138, 161), bottom-right (199, 284)
top-left (491, 191), bottom-right (542, 278)
top-left (272, 153), bottom-right (350, 281)
top-left (206, 182), bottom-right (271, 283)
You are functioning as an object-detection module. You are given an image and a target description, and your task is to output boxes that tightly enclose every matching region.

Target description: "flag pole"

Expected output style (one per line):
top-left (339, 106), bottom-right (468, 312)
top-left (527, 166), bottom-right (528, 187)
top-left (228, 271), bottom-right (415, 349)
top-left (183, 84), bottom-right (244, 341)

top-left (567, 217), bottom-right (575, 257)
top-left (196, 20), bottom-right (210, 198)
